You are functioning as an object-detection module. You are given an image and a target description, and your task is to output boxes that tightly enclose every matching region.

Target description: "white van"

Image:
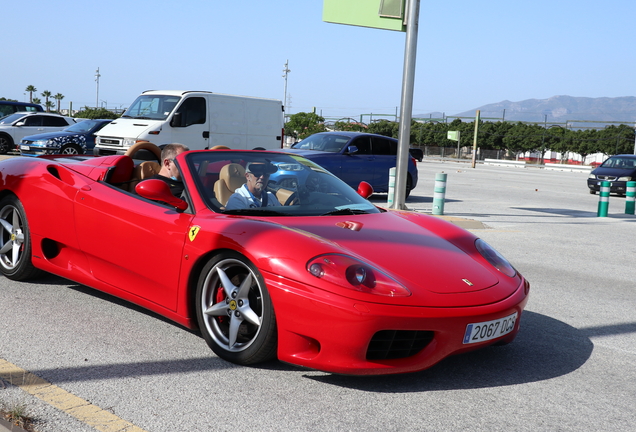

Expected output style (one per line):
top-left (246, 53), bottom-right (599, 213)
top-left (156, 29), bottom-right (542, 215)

top-left (94, 90), bottom-right (284, 155)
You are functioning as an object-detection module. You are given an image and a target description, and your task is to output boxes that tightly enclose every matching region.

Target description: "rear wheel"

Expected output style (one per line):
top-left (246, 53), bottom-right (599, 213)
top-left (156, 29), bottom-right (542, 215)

top-left (589, 189), bottom-right (596, 194)
top-left (0, 134), bottom-right (13, 154)
top-left (405, 174), bottom-right (413, 200)
top-left (195, 251), bottom-right (277, 365)
top-left (0, 196), bottom-right (42, 280)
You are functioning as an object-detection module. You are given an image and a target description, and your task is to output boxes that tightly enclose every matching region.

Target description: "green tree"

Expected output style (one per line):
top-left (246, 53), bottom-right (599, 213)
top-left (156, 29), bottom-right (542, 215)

top-left (53, 93), bottom-right (64, 113)
top-left (367, 119), bottom-right (398, 138)
top-left (73, 106), bottom-right (120, 119)
top-left (32, 97), bottom-right (41, 105)
top-left (333, 119), bottom-right (367, 132)
top-left (25, 85), bottom-right (37, 103)
top-left (284, 112), bottom-right (326, 140)
top-left (41, 90), bottom-right (52, 112)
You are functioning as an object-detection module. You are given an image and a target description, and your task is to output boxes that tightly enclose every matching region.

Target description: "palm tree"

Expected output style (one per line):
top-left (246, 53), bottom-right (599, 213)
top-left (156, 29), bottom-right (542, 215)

top-left (53, 93), bottom-right (64, 113)
top-left (45, 101), bottom-right (55, 112)
top-left (25, 85), bottom-right (37, 103)
top-left (41, 90), bottom-right (52, 112)
top-left (32, 97), bottom-right (41, 105)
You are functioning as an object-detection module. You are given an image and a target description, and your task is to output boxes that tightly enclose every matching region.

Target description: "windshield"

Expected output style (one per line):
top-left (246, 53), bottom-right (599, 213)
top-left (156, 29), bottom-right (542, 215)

top-left (600, 157), bottom-right (636, 169)
top-left (0, 113), bottom-right (26, 125)
top-left (122, 94), bottom-right (181, 120)
top-left (185, 150), bottom-right (380, 216)
top-left (65, 120), bottom-right (109, 133)
top-left (292, 133), bottom-right (350, 152)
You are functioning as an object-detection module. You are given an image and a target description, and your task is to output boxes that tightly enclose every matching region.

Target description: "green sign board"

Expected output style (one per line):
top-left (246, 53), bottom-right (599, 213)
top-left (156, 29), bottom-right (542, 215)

top-left (447, 131), bottom-right (460, 141)
top-left (323, 0), bottom-right (406, 32)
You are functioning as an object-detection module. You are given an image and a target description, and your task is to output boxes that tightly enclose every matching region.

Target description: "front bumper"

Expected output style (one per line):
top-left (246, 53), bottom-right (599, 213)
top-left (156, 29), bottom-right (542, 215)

top-left (266, 271), bottom-right (530, 375)
top-left (587, 179), bottom-right (628, 194)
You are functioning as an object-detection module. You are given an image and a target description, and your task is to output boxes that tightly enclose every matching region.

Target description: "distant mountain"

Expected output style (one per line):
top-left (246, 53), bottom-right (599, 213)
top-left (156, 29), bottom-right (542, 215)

top-left (452, 96), bottom-right (636, 125)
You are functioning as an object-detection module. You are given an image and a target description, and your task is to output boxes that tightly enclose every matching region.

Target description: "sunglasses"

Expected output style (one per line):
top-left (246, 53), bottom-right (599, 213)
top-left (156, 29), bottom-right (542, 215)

top-left (247, 164), bottom-right (277, 177)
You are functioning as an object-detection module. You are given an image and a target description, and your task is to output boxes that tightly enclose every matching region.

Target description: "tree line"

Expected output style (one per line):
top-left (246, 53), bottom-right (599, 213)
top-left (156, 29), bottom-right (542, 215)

top-left (284, 112), bottom-right (636, 161)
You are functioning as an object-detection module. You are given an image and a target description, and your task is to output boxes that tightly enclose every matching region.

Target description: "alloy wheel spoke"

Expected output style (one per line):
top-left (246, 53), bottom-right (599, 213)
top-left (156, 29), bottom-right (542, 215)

top-left (228, 313), bottom-right (243, 347)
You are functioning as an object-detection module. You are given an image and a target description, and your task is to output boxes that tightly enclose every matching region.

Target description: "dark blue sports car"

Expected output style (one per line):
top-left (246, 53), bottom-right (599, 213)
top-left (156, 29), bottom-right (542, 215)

top-left (272, 132), bottom-right (418, 198)
top-left (20, 119), bottom-right (112, 156)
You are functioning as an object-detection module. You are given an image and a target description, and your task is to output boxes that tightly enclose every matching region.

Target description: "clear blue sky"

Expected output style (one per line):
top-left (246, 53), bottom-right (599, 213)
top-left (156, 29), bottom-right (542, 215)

top-left (3, 0), bottom-right (633, 120)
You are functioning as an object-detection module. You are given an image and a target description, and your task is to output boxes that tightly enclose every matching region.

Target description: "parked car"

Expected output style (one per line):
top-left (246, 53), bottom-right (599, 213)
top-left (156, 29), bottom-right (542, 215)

top-left (0, 112), bottom-right (76, 154)
top-left (282, 132), bottom-right (418, 198)
top-left (20, 119), bottom-right (112, 157)
top-left (409, 147), bottom-right (424, 162)
top-left (0, 101), bottom-right (43, 118)
top-left (587, 154), bottom-right (636, 195)
top-left (0, 144), bottom-right (529, 375)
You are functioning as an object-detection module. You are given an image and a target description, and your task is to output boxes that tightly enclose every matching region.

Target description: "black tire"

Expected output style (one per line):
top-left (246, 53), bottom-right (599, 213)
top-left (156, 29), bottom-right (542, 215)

top-left (0, 134), bottom-right (13, 154)
top-left (0, 195), bottom-right (42, 281)
top-left (195, 251), bottom-right (277, 365)
top-left (60, 144), bottom-right (83, 155)
top-left (404, 174), bottom-right (413, 200)
top-left (589, 189), bottom-right (596, 195)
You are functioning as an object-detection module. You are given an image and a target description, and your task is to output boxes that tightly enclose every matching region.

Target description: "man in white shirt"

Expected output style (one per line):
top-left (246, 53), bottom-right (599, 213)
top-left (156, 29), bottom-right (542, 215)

top-left (225, 162), bottom-right (281, 210)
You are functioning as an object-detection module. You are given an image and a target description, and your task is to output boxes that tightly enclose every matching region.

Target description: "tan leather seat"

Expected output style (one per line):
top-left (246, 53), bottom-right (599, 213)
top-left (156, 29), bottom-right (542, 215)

top-left (130, 161), bottom-right (162, 191)
top-left (214, 163), bottom-right (246, 206)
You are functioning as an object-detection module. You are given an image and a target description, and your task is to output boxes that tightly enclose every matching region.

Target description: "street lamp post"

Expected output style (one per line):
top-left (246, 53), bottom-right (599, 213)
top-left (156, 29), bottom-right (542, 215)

top-left (282, 60), bottom-right (290, 121)
top-left (95, 68), bottom-right (101, 109)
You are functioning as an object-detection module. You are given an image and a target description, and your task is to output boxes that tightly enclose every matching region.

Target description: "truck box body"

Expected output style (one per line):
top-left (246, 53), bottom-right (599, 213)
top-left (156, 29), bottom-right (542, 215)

top-left (94, 90), bottom-right (283, 155)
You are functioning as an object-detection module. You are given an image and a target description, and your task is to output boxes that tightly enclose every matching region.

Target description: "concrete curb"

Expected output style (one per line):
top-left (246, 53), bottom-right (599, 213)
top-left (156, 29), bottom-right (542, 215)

top-left (0, 417), bottom-right (29, 432)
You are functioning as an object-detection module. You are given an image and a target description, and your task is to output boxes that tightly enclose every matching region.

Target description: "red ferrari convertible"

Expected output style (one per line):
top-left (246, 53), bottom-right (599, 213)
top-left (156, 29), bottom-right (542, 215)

top-left (0, 143), bottom-right (529, 375)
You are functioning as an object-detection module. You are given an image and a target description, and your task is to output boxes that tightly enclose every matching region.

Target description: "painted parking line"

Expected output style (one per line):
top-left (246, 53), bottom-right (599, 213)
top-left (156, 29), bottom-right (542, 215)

top-left (0, 359), bottom-right (148, 432)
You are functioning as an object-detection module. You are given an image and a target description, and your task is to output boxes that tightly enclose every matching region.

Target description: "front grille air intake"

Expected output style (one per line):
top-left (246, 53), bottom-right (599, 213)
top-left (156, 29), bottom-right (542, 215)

top-left (367, 330), bottom-right (434, 360)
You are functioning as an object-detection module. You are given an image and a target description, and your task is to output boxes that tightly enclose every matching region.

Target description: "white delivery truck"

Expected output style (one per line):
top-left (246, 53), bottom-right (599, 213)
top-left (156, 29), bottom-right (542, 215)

top-left (94, 90), bottom-right (284, 155)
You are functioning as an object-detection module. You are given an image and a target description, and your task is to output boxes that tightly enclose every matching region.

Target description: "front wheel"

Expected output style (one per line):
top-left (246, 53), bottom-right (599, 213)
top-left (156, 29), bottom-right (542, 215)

top-left (61, 144), bottom-right (83, 155)
top-left (195, 252), bottom-right (277, 365)
top-left (0, 196), bottom-right (42, 280)
top-left (0, 134), bottom-right (14, 154)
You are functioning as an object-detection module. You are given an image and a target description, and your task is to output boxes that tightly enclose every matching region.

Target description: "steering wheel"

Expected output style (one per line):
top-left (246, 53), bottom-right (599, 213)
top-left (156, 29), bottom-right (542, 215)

top-left (125, 141), bottom-right (162, 162)
top-left (284, 192), bottom-right (299, 206)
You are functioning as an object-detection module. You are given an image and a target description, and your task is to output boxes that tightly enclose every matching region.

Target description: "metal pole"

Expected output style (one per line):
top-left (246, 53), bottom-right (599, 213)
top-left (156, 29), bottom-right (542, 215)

top-left (471, 110), bottom-right (480, 168)
top-left (95, 67), bottom-right (100, 109)
top-left (392, 0), bottom-right (420, 210)
top-left (282, 60), bottom-right (290, 120)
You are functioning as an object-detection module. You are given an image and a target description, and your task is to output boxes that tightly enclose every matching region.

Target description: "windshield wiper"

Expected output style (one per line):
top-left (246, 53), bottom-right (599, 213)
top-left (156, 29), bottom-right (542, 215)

top-left (222, 208), bottom-right (285, 216)
top-left (320, 208), bottom-right (370, 216)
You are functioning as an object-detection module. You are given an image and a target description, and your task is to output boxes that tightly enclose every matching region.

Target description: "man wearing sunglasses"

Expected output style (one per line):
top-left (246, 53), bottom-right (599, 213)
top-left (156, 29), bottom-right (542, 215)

top-left (225, 162), bottom-right (281, 210)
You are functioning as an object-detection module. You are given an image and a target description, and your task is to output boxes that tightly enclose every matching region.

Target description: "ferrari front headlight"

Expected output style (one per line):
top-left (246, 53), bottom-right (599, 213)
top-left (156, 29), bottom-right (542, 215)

top-left (307, 254), bottom-right (411, 297)
top-left (475, 239), bottom-right (516, 278)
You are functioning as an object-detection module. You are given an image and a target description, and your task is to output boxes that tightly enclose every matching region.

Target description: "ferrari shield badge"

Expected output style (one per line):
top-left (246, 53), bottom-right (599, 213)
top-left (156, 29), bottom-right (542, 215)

top-left (188, 225), bottom-right (201, 242)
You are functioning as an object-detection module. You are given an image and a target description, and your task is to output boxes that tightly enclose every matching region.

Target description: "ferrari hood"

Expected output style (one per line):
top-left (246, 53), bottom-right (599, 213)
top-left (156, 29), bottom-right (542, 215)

top-left (274, 211), bottom-right (510, 306)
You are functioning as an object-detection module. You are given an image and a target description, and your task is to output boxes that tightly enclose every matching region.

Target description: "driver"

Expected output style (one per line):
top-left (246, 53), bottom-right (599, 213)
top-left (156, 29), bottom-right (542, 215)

top-left (225, 162), bottom-right (281, 210)
top-left (150, 143), bottom-right (189, 196)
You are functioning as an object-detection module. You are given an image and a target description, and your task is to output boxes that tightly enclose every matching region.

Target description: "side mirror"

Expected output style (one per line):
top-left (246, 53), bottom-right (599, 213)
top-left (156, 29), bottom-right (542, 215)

top-left (357, 181), bottom-right (373, 199)
top-left (170, 112), bottom-right (183, 128)
top-left (15, 121), bottom-right (25, 127)
top-left (345, 145), bottom-right (359, 155)
top-left (136, 179), bottom-right (188, 211)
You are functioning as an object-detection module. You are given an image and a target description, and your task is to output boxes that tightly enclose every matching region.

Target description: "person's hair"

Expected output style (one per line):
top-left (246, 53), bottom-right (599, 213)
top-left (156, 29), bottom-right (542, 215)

top-left (161, 143), bottom-right (189, 161)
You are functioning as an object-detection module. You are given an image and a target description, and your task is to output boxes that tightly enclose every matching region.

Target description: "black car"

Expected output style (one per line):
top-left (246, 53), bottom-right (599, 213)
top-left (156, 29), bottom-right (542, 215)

top-left (587, 154), bottom-right (636, 195)
top-left (409, 147), bottom-right (423, 161)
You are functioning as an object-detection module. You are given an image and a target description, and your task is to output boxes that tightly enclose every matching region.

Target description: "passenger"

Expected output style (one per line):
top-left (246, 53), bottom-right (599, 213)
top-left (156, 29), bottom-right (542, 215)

top-left (225, 162), bottom-right (280, 209)
top-left (150, 143), bottom-right (189, 196)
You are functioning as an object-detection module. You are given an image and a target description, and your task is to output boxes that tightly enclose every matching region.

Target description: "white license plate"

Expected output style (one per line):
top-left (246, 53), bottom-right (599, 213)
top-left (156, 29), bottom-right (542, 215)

top-left (20, 145), bottom-right (29, 151)
top-left (463, 312), bottom-right (518, 344)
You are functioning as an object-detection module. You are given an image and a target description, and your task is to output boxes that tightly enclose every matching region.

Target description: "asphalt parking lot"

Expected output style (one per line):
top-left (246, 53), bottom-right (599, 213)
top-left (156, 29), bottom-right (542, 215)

top-left (1, 158), bottom-right (635, 432)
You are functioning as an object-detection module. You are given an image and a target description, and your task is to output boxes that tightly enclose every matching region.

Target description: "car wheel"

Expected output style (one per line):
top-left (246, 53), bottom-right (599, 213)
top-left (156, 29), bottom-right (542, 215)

top-left (0, 134), bottom-right (13, 154)
top-left (61, 144), bottom-right (83, 155)
top-left (0, 195), bottom-right (42, 281)
top-left (195, 251), bottom-right (277, 365)
top-left (589, 189), bottom-right (596, 194)
top-left (404, 174), bottom-right (413, 200)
